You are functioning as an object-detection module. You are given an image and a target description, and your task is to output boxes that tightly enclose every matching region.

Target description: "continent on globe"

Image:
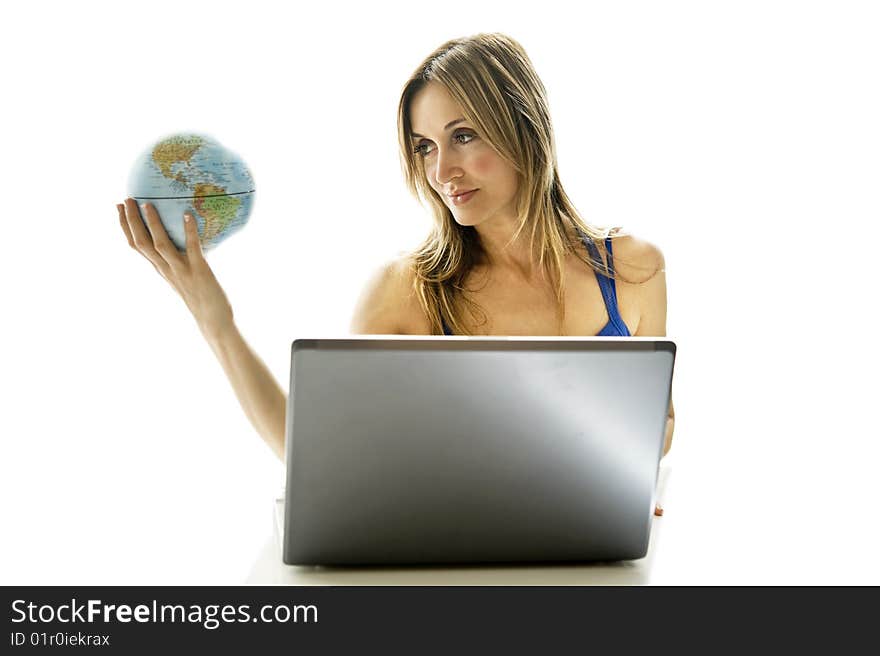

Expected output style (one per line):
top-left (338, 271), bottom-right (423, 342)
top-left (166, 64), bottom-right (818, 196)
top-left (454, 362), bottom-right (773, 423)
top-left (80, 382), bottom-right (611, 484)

top-left (151, 135), bottom-right (205, 185)
top-left (127, 132), bottom-right (255, 252)
top-left (193, 183), bottom-right (242, 243)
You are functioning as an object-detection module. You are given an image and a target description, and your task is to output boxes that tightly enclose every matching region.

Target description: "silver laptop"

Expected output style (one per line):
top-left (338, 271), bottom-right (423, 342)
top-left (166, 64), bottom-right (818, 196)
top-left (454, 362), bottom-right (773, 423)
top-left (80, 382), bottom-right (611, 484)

top-left (282, 336), bottom-right (675, 566)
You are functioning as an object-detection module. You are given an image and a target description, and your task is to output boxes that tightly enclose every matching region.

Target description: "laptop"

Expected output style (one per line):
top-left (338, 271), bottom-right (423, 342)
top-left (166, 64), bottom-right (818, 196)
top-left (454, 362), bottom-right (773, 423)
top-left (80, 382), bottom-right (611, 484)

top-left (282, 336), bottom-right (676, 566)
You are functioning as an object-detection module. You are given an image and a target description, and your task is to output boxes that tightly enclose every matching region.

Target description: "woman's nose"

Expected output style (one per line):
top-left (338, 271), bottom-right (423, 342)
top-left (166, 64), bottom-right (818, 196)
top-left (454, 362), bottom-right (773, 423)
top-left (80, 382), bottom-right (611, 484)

top-left (433, 147), bottom-right (462, 186)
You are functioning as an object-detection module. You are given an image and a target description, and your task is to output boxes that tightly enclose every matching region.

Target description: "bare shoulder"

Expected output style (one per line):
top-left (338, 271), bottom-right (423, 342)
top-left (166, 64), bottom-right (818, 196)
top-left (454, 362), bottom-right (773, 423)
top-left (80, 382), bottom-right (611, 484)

top-left (349, 254), bottom-right (431, 335)
top-left (608, 232), bottom-right (666, 283)
top-left (609, 233), bottom-right (668, 336)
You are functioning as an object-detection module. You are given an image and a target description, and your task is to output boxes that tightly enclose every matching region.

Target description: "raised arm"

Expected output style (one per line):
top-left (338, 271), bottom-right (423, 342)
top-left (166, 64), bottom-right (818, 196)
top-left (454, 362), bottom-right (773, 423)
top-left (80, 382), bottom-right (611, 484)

top-left (202, 323), bottom-right (287, 461)
top-left (118, 199), bottom-right (286, 460)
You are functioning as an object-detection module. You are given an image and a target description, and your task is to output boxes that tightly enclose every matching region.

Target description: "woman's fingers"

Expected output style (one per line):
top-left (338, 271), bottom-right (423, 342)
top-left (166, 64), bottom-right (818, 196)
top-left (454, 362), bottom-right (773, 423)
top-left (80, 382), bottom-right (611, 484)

top-left (123, 198), bottom-right (161, 260)
top-left (118, 200), bottom-right (232, 332)
top-left (117, 204), bottom-right (135, 248)
top-left (121, 198), bottom-right (176, 278)
top-left (183, 212), bottom-right (206, 267)
top-left (118, 202), bottom-right (168, 283)
top-left (141, 202), bottom-right (185, 271)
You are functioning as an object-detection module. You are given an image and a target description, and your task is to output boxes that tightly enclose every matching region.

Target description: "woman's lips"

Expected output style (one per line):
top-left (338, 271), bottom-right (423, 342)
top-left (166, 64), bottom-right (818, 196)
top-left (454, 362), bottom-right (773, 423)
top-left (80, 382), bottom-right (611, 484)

top-left (449, 189), bottom-right (478, 206)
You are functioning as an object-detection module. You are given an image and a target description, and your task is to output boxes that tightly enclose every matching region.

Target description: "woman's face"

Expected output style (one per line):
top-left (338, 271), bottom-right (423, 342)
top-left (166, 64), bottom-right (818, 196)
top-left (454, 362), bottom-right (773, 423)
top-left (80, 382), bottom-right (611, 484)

top-left (409, 82), bottom-right (519, 228)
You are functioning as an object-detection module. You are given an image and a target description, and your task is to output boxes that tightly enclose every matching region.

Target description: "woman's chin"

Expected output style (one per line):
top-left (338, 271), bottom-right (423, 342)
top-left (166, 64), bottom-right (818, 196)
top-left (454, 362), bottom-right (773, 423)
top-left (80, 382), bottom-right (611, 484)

top-left (451, 211), bottom-right (484, 227)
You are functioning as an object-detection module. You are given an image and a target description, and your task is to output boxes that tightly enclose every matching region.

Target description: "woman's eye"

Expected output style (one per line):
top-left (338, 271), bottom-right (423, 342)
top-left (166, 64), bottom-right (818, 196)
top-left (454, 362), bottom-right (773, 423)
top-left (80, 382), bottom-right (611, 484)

top-left (412, 132), bottom-right (476, 157)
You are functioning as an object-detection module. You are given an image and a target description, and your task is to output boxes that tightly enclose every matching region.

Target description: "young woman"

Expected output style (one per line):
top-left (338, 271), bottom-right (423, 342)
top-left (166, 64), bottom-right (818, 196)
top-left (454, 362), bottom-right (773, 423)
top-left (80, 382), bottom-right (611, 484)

top-left (116, 33), bottom-right (675, 487)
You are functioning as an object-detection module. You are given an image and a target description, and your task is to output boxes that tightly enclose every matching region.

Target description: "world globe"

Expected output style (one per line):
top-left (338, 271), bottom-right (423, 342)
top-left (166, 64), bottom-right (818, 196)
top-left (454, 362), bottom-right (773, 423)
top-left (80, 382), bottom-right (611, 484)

top-left (128, 133), bottom-right (255, 252)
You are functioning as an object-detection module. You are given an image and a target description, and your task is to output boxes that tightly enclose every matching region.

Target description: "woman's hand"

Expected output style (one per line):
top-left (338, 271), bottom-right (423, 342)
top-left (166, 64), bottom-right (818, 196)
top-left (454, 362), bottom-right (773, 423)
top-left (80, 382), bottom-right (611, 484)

top-left (117, 198), bottom-right (234, 340)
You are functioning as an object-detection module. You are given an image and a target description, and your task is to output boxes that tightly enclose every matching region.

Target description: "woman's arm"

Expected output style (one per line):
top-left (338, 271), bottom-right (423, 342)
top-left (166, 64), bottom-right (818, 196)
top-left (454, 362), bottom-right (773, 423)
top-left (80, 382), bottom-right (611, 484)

top-left (622, 236), bottom-right (675, 456)
top-left (622, 236), bottom-right (673, 517)
top-left (203, 257), bottom-right (423, 460)
top-left (119, 199), bottom-right (287, 460)
top-left (203, 323), bottom-right (287, 461)
top-left (663, 398), bottom-right (675, 457)
top-left (119, 201), bottom-right (428, 461)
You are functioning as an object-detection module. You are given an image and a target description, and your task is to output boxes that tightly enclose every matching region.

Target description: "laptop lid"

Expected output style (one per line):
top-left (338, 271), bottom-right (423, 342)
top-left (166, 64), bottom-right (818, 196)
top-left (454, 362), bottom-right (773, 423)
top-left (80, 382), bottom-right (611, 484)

top-left (283, 336), bottom-right (675, 566)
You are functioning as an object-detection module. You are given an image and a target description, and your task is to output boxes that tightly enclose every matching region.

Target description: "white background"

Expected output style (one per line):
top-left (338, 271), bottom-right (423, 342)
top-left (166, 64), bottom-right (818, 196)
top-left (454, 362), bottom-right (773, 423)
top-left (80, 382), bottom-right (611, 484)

top-left (1, 0), bottom-right (877, 584)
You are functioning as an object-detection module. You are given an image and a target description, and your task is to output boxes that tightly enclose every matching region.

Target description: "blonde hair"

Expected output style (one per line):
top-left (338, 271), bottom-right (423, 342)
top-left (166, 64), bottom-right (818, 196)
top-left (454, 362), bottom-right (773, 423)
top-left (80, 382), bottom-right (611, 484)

top-left (398, 33), bottom-right (647, 335)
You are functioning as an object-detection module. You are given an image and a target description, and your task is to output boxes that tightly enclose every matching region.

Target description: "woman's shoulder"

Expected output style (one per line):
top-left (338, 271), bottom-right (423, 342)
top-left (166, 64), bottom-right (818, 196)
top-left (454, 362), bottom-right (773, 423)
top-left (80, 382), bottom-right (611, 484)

top-left (608, 230), bottom-right (666, 284)
top-left (607, 231), bottom-right (668, 335)
top-left (349, 254), bottom-right (431, 335)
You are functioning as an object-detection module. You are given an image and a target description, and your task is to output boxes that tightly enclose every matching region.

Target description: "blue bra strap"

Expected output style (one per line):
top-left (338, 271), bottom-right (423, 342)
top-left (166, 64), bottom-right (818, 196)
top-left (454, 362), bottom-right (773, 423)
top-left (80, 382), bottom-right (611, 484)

top-left (583, 234), bottom-right (628, 334)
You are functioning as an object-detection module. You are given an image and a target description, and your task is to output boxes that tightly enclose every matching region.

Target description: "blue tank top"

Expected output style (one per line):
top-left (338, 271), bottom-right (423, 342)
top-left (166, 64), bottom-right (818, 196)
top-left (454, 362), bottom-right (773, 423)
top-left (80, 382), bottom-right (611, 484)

top-left (441, 235), bottom-right (631, 337)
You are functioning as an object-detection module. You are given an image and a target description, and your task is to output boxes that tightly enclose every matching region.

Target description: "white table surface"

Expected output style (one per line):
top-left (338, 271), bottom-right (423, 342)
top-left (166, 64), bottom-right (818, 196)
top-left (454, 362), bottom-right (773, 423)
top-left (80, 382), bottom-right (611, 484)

top-left (244, 461), bottom-right (673, 585)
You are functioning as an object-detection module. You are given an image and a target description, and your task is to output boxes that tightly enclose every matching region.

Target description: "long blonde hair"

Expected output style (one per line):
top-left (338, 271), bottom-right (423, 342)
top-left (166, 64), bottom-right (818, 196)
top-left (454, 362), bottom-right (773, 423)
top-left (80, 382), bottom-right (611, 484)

top-left (398, 33), bottom-right (645, 335)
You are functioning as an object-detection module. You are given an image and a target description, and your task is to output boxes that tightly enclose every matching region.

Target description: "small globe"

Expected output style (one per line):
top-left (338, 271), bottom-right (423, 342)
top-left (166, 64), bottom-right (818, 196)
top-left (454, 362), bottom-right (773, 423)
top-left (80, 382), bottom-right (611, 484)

top-left (128, 133), bottom-right (255, 252)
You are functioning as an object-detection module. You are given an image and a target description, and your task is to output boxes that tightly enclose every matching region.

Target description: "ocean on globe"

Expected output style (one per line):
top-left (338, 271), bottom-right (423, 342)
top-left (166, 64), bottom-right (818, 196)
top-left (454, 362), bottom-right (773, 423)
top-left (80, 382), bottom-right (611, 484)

top-left (127, 133), bottom-right (255, 252)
